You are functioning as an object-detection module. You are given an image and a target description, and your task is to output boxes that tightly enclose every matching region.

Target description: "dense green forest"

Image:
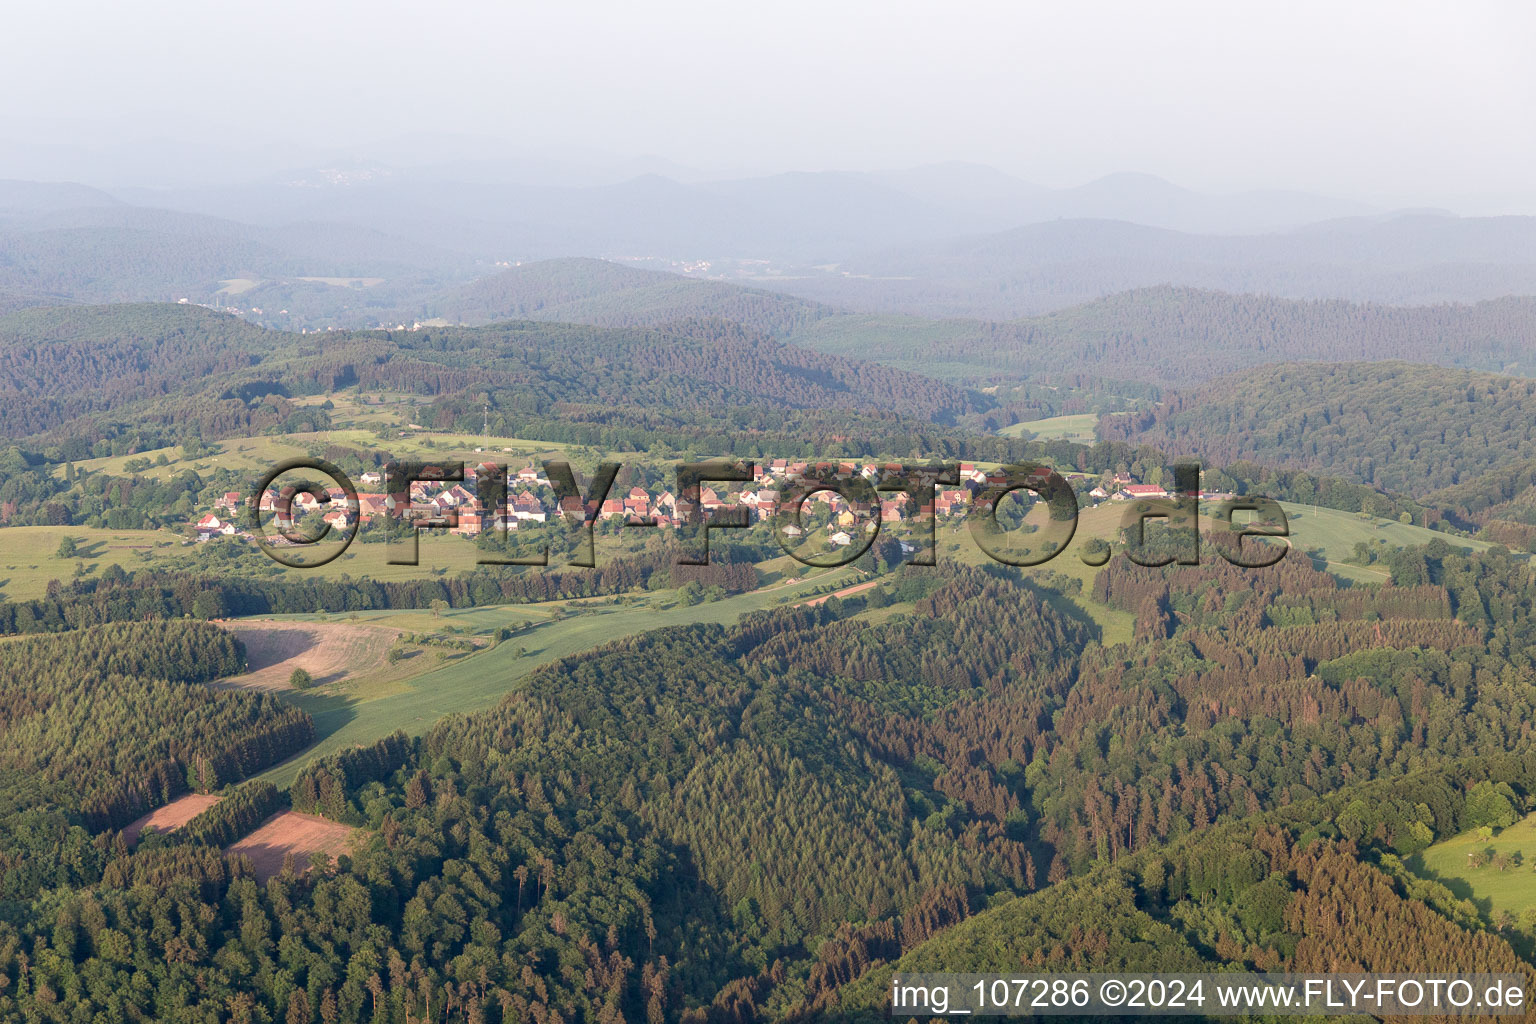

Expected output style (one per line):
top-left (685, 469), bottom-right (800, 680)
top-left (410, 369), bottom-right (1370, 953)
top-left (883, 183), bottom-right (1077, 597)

top-left (0, 303), bottom-right (1004, 458)
top-left (792, 287), bottom-right (1536, 386)
top-left (11, 10), bottom-right (1536, 1017)
top-left (1427, 458), bottom-right (1536, 542)
top-left (20, 271), bottom-right (1536, 454)
top-left (0, 619), bottom-right (310, 830)
top-left (1103, 361), bottom-right (1536, 494)
top-left (825, 754), bottom-right (1536, 1020)
top-left (5, 539), bottom-right (1536, 1019)
top-left (0, 304), bottom-right (318, 443)
top-left (7, 282), bottom-right (1536, 1020)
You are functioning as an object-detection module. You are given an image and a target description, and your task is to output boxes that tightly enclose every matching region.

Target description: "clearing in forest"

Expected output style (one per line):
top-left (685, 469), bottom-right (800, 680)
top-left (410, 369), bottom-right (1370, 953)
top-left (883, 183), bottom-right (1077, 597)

top-left (217, 620), bottom-right (400, 690)
top-left (225, 811), bottom-right (362, 881)
top-left (121, 793), bottom-right (222, 845)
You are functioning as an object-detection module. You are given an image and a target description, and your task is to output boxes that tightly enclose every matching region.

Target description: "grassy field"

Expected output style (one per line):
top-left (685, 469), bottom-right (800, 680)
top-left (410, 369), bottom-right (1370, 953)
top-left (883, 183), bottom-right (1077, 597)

top-left (57, 435), bottom-right (314, 483)
top-left (0, 525), bottom-right (181, 601)
top-left (998, 413), bottom-right (1099, 443)
top-left (1278, 502), bottom-right (1491, 583)
top-left (53, 428), bottom-right (620, 484)
top-left (256, 534), bottom-right (553, 586)
top-left (1407, 812), bottom-right (1536, 922)
top-left (0, 524), bottom-right (571, 600)
top-left (251, 564), bottom-right (863, 786)
top-left (286, 390), bottom-right (427, 427)
top-left (0, 511), bottom-right (854, 600)
top-left (57, 426), bottom-right (671, 484)
top-left (927, 502), bottom-right (1135, 643)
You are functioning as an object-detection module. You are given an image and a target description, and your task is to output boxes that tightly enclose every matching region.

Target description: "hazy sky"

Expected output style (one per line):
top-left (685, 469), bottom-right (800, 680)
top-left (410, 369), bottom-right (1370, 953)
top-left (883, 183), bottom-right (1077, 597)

top-left (4, 0), bottom-right (1533, 210)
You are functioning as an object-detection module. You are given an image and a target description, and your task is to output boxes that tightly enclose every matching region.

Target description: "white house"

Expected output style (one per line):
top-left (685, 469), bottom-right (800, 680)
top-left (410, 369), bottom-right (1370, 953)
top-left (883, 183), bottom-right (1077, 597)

top-left (195, 513), bottom-right (236, 540)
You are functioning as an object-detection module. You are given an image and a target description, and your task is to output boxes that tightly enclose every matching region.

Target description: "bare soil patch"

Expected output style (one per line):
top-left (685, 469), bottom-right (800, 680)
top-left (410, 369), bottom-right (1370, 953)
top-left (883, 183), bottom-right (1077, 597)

top-left (217, 620), bottom-right (399, 690)
top-left (801, 580), bottom-right (877, 607)
top-left (226, 811), bottom-right (362, 881)
top-left (122, 793), bottom-right (221, 845)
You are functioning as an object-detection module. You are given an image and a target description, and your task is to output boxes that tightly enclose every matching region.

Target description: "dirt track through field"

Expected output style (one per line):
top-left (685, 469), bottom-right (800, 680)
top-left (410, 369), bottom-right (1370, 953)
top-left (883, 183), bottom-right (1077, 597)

top-left (216, 621), bottom-right (399, 690)
top-left (121, 793), bottom-right (221, 845)
top-left (225, 811), bottom-right (361, 881)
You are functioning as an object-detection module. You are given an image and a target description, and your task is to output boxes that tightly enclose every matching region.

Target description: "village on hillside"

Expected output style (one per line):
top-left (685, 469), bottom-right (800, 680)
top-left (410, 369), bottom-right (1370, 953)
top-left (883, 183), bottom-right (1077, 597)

top-left (192, 459), bottom-right (1233, 546)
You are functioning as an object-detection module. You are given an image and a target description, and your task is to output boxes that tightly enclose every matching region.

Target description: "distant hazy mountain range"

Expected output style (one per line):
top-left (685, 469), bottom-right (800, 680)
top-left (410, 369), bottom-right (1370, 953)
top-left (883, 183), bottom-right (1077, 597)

top-left (0, 166), bottom-right (1531, 322)
top-left (109, 162), bottom-right (1382, 247)
top-left (765, 213), bottom-right (1536, 317)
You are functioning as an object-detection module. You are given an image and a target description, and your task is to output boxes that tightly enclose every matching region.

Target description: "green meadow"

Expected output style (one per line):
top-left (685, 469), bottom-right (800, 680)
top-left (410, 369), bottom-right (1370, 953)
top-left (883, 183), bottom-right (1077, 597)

top-left (1408, 813), bottom-right (1536, 924)
top-left (251, 563), bottom-right (864, 786)
top-left (998, 413), bottom-right (1099, 442)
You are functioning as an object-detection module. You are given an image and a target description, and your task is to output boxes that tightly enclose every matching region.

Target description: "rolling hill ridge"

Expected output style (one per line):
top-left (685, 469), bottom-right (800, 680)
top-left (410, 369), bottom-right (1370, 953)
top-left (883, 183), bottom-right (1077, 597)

top-left (1100, 360), bottom-right (1536, 494)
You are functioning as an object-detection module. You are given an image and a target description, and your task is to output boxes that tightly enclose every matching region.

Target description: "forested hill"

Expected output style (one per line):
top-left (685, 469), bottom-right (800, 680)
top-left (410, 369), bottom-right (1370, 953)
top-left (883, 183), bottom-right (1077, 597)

top-left (1100, 361), bottom-right (1536, 494)
top-left (0, 304), bottom-right (298, 440)
top-left (1018, 288), bottom-right (1536, 381)
top-left (0, 290), bottom-right (50, 316)
top-left (789, 287), bottom-right (1536, 387)
top-left (0, 302), bottom-right (271, 349)
top-left (0, 302), bottom-right (992, 451)
top-left (327, 317), bottom-right (989, 427)
top-left (10, 536), bottom-right (1536, 1020)
top-left (456, 265), bottom-right (1536, 389)
top-left (18, 239), bottom-right (1536, 392)
top-left (1428, 459), bottom-right (1536, 534)
top-left (822, 757), bottom-right (1536, 1021)
top-left (0, 203), bottom-right (474, 306)
top-left (429, 257), bottom-right (842, 336)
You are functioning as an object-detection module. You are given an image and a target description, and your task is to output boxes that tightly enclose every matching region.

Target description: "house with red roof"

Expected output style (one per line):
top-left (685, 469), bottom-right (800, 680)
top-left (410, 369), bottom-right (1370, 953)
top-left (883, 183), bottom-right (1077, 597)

top-left (935, 490), bottom-right (968, 517)
top-left (453, 510), bottom-right (484, 536)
